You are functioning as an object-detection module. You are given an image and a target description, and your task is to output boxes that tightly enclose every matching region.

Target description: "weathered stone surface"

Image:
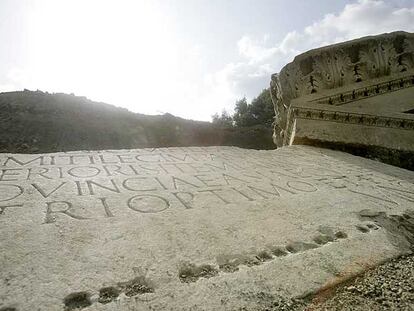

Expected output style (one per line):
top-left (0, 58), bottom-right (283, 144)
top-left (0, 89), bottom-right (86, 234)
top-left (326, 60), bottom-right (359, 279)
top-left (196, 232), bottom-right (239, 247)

top-left (0, 145), bottom-right (413, 310)
top-left (270, 31), bottom-right (414, 167)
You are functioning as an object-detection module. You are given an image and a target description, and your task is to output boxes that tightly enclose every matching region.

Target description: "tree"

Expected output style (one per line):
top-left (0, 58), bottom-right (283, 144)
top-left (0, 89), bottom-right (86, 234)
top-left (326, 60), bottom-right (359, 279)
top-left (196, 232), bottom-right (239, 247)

top-left (212, 88), bottom-right (275, 128)
top-left (212, 109), bottom-right (233, 128)
top-left (233, 97), bottom-right (255, 127)
top-left (249, 88), bottom-right (274, 127)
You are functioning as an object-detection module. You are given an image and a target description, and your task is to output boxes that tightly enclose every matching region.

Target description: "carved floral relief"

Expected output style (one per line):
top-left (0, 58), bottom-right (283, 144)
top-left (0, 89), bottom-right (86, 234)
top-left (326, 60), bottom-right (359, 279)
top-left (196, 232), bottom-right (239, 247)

top-left (270, 32), bottom-right (414, 147)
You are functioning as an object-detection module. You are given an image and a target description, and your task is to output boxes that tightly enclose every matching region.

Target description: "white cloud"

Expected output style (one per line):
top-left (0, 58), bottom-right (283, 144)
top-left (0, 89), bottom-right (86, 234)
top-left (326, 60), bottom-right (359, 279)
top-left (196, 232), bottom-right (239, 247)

top-left (2, 0), bottom-right (414, 122)
top-left (213, 0), bottom-right (414, 112)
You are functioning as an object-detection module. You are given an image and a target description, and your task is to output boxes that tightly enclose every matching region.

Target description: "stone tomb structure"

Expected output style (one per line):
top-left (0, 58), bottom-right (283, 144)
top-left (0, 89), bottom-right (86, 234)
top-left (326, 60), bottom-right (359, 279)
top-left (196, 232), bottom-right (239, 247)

top-left (270, 31), bottom-right (414, 167)
top-left (0, 146), bottom-right (414, 310)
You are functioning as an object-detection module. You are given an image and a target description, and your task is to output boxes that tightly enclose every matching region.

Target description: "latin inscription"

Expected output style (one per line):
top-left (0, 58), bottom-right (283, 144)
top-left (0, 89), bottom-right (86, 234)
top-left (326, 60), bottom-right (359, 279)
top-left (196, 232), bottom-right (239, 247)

top-left (0, 147), bottom-right (413, 224)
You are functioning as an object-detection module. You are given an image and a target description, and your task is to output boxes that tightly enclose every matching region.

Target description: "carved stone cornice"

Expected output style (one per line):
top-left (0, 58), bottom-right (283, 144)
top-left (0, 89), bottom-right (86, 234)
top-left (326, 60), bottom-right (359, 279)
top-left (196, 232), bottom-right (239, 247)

top-left (310, 74), bottom-right (414, 106)
top-left (270, 31), bottom-right (414, 147)
top-left (292, 108), bottom-right (414, 131)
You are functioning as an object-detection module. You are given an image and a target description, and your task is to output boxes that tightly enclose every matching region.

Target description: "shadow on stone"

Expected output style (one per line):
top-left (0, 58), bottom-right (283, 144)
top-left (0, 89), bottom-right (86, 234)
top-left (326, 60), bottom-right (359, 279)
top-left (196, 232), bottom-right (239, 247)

top-left (63, 292), bottom-right (92, 310)
top-left (179, 262), bottom-right (219, 283)
top-left (98, 286), bottom-right (120, 304)
top-left (286, 241), bottom-right (319, 253)
top-left (118, 276), bottom-right (154, 297)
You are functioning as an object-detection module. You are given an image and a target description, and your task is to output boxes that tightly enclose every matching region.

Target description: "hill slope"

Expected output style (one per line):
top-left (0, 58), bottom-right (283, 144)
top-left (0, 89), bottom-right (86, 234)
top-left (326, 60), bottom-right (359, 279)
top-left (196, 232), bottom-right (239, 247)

top-left (0, 90), bottom-right (275, 153)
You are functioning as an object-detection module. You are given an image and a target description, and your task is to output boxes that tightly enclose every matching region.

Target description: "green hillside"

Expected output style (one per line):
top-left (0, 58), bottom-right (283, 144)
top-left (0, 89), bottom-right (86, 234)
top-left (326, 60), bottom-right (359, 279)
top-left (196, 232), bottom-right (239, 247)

top-left (0, 90), bottom-right (275, 153)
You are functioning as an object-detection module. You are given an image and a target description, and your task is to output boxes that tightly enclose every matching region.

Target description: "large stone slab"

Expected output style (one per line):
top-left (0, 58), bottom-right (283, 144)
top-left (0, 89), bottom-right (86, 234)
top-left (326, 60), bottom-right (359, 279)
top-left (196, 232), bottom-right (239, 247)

top-left (0, 146), bottom-right (413, 310)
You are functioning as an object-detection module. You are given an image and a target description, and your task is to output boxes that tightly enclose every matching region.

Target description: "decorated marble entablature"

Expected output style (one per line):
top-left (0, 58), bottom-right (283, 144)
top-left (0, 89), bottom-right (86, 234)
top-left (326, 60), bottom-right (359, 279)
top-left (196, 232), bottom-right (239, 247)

top-left (270, 31), bottom-right (414, 149)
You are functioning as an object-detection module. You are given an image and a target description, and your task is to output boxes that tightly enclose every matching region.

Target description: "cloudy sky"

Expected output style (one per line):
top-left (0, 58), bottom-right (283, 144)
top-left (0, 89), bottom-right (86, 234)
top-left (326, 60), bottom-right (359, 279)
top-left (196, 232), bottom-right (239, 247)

top-left (1, 0), bottom-right (414, 121)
